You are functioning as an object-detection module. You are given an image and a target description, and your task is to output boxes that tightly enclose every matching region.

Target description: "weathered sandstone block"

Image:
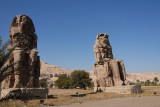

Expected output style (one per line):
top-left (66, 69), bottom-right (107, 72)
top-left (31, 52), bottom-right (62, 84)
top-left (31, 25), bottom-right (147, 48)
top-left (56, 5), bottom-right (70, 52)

top-left (1, 88), bottom-right (48, 99)
top-left (94, 59), bottom-right (127, 87)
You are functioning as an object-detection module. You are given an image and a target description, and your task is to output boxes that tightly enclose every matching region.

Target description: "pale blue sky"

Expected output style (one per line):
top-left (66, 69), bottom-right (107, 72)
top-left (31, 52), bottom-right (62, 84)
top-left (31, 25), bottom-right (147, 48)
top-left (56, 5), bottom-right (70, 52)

top-left (0, 0), bottom-right (160, 73)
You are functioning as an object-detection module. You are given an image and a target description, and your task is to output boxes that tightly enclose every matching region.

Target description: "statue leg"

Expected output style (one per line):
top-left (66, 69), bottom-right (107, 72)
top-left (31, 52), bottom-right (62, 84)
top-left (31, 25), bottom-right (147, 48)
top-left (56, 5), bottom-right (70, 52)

top-left (109, 59), bottom-right (123, 86)
top-left (27, 49), bottom-right (38, 88)
top-left (13, 49), bottom-right (24, 88)
top-left (118, 60), bottom-right (128, 85)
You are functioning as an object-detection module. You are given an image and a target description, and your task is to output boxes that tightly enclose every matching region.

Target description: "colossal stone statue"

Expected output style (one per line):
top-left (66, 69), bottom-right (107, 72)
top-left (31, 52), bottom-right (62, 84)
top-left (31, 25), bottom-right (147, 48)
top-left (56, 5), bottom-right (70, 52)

top-left (93, 33), bottom-right (126, 87)
top-left (1, 15), bottom-right (40, 89)
top-left (93, 33), bottom-right (141, 94)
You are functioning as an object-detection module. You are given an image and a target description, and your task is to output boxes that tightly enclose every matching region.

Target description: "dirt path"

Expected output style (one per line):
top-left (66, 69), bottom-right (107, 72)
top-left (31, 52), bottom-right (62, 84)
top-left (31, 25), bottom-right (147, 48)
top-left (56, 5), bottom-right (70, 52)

top-left (54, 96), bottom-right (160, 107)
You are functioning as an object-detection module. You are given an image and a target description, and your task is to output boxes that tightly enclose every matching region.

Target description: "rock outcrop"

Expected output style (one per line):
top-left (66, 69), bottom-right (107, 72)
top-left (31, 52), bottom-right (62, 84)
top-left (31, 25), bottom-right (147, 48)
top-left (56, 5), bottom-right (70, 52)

top-left (40, 61), bottom-right (72, 77)
top-left (1, 15), bottom-right (40, 89)
top-left (40, 61), bottom-right (72, 82)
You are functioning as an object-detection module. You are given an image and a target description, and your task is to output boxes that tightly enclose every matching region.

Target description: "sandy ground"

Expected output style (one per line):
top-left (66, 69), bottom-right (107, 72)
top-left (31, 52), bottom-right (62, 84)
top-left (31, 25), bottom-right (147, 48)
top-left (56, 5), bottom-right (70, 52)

top-left (54, 96), bottom-right (160, 107)
top-left (48, 88), bottom-right (92, 95)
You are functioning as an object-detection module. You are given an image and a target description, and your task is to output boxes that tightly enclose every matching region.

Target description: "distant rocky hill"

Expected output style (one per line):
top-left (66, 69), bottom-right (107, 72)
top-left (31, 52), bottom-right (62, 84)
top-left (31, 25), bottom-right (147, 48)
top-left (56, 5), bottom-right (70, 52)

top-left (41, 61), bottom-right (72, 74)
top-left (40, 61), bottom-right (72, 79)
top-left (40, 61), bottom-right (96, 82)
top-left (126, 72), bottom-right (160, 82)
top-left (40, 61), bottom-right (160, 83)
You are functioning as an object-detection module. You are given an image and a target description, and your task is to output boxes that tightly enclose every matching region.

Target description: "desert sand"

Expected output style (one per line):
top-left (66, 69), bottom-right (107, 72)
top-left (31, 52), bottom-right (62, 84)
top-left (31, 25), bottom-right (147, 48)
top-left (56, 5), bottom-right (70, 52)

top-left (54, 96), bottom-right (160, 107)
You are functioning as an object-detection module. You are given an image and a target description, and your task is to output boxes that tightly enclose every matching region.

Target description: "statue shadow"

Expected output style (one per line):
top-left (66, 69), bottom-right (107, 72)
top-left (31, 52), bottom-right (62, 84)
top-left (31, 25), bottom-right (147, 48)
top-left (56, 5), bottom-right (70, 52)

top-left (70, 92), bottom-right (96, 97)
top-left (70, 94), bottom-right (86, 97)
top-left (47, 95), bottom-right (58, 99)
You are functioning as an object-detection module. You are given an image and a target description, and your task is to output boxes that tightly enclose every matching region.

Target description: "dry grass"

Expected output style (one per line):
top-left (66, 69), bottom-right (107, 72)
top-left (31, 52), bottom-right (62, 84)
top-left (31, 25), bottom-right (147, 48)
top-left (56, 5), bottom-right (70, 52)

top-left (142, 86), bottom-right (160, 90)
top-left (0, 86), bottom-right (160, 107)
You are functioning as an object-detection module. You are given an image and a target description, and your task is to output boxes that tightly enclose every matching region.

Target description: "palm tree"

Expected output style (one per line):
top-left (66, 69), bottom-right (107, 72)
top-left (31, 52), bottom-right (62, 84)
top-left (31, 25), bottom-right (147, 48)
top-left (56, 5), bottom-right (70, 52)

top-left (0, 37), bottom-right (15, 83)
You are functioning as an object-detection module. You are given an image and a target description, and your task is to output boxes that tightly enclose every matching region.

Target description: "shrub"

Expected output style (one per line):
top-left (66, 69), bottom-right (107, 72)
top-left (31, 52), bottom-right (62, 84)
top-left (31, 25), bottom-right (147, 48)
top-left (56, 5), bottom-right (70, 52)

top-left (70, 70), bottom-right (92, 89)
top-left (55, 70), bottom-right (92, 89)
top-left (145, 80), bottom-right (151, 86)
top-left (55, 74), bottom-right (70, 89)
top-left (88, 81), bottom-right (94, 89)
top-left (39, 78), bottom-right (48, 88)
top-left (153, 77), bottom-right (159, 84)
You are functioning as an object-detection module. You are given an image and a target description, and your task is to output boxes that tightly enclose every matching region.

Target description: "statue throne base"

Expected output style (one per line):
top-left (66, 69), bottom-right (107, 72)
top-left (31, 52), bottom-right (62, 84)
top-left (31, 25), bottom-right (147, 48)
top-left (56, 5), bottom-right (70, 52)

top-left (94, 85), bottom-right (141, 94)
top-left (0, 88), bottom-right (48, 99)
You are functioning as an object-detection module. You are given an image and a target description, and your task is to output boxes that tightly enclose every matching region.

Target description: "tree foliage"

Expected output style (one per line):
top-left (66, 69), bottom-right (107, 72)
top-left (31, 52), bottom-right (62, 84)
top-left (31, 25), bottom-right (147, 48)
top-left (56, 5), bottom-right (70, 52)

top-left (55, 74), bottom-right (70, 89)
top-left (130, 77), bottom-right (160, 86)
top-left (136, 79), bottom-right (140, 84)
top-left (0, 38), bottom-right (15, 83)
top-left (55, 70), bottom-right (92, 89)
top-left (39, 78), bottom-right (48, 88)
top-left (153, 77), bottom-right (159, 84)
top-left (70, 70), bottom-right (92, 89)
top-left (145, 80), bottom-right (151, 86)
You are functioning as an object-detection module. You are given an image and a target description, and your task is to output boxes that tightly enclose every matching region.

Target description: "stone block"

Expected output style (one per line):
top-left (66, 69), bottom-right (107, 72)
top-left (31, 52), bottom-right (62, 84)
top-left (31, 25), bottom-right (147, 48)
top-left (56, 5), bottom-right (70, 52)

top-left (1, 88), bottom-right (48, 99)
top-left (103, 85), bottom-right (141, 94)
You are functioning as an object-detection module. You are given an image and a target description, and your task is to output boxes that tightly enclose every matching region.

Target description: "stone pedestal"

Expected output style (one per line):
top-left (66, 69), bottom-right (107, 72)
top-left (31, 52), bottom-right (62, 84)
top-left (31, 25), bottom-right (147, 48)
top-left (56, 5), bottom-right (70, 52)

top-left (94, 85), bottom-right (141, 94)
top-left (1, 88), bottom-right (48, 99)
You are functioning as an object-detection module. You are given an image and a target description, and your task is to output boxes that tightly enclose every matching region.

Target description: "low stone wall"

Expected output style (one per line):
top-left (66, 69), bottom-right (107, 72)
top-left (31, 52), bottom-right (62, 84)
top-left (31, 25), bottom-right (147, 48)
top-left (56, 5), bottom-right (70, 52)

top-left (1, 88), bottom-right (48, 99)
top-left (94, 85), bottom-right (142, 94)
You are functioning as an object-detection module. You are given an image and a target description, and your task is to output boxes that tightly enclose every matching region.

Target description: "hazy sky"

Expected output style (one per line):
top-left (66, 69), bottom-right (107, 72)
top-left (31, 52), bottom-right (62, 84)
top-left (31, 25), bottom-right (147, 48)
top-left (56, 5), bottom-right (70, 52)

top-left (0, 0), bottom-right (160, 73)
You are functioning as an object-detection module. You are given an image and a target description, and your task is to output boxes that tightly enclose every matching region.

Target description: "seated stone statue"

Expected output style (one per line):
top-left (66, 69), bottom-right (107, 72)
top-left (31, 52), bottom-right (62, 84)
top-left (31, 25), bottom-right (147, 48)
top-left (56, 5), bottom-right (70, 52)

top-left (1, 15), bottom-right (40, 89)
top-left (93, 33), bottom-right (128, 88)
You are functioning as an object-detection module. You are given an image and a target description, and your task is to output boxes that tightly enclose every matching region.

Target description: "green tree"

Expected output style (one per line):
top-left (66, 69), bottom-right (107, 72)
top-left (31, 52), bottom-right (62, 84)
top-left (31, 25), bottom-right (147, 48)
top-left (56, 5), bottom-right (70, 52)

top-left (153, 77), bottom-right (159, 84)
top-left (140, 81), bottom-right (145, 85)
top-left (55, 74), bottom-right (70, 89)
top-left (39, 78), bottom-right (48, 88)
top-left (0, 38), bottom-right (15, 83)
top-left (70, 70), bottom-right (92, 89)
top-left (136, 79), bottom-right (140, 84)
top-left (145, 80), bottom-right (151, 86)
